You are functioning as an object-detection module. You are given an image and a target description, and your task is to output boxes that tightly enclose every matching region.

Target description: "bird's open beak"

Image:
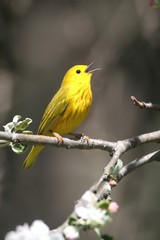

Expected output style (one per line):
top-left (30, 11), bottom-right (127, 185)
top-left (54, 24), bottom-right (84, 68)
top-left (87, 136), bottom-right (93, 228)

top-left (85, 61), bottom-right (101, 73)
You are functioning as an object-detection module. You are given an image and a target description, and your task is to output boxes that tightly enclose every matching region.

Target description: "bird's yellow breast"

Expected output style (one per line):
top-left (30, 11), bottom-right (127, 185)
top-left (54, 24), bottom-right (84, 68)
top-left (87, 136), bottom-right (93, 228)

top-left (52, 86), bottom-right (92, 134)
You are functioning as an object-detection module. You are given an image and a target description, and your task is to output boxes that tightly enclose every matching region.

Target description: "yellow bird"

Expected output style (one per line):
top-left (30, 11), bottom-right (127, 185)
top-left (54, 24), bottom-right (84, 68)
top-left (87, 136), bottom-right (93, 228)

top-left (23, 63), bottom-right (100, 169)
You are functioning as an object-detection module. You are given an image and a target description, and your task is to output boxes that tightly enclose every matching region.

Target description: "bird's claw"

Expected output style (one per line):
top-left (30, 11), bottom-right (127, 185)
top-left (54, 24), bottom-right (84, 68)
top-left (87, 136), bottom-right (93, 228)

top-left (53, 132), bottom-right (64, 144)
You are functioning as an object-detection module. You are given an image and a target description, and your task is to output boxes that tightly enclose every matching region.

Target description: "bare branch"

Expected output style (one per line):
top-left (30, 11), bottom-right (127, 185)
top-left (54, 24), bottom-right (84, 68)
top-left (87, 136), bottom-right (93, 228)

top-left (1, 130), bottom-right (160, 153)
top-left (1, 129), bottom-right (160, 200)
top-left (118, 150), bottom-right (160, 181)
top-left (131, 96), bottom-right (160, 111)
top-left (89, 130), bottom-right (160, 199)
top-left (1, 129), bottom-right (160, 190)
top-left (0, 131), bottom-right (115, 152)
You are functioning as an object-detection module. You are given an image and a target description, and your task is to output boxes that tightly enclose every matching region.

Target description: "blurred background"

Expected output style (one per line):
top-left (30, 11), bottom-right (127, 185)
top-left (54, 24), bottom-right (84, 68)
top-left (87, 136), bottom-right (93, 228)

top-left (0, 0), bottom-right (160, 239)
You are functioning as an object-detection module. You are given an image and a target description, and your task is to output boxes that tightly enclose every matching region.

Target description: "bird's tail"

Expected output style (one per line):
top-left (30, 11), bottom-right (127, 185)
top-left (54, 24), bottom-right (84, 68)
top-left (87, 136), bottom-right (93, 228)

top-left (23, 145), bottom-right (44, 169)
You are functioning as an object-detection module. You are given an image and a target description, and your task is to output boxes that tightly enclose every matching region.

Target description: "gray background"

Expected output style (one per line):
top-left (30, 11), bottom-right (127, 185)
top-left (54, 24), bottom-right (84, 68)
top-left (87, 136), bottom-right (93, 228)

top-left (0, 1), bottom-right (160, 239)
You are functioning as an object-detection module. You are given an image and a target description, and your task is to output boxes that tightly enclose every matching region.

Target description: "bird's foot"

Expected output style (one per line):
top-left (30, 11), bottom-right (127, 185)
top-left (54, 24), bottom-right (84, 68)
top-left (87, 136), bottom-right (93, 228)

top-left (53, 132), bottom-right (64, 144)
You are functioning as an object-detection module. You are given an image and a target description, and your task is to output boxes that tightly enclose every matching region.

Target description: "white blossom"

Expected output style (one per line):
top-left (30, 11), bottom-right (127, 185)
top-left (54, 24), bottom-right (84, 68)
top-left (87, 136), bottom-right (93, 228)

top-left (81, 191), bottom-right (97, 206)
top-left (63, 226), bottom-right (79, 240)
top-left (5, 220), bottom-right (50, 240)
top-left (74, 191), bottom-right (110, 228)
top-left (75, 206), bottom-right (108, 227)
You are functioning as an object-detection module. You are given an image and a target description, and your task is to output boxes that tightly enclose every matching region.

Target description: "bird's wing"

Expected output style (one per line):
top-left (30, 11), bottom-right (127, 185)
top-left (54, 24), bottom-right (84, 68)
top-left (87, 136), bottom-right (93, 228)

top-left (37, 88), bottom-right (69, 135)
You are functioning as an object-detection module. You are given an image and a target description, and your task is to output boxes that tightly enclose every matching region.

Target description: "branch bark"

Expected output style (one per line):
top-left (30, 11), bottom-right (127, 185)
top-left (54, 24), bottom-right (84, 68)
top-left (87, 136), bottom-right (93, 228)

top-left (131, 96), bottom-right (160, 111)
top-left (118, 150), bottom-right (160, 181)
top-left (0, 131), bottom-right (115, 152)
top-left (1, 129), bottom-right (160, 198)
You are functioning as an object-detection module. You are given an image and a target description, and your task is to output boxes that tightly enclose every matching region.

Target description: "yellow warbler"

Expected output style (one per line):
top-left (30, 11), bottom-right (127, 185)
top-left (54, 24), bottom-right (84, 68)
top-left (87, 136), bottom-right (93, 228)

top-left (23, 63), bottom-right (100, 169)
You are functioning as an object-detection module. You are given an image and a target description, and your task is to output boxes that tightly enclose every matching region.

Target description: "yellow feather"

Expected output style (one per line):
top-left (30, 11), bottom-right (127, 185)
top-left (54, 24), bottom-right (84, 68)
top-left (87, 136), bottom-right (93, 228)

top-left (23, 64), bottom-right (99, 169)
top-left (23, 146), bottom-right (44, 169)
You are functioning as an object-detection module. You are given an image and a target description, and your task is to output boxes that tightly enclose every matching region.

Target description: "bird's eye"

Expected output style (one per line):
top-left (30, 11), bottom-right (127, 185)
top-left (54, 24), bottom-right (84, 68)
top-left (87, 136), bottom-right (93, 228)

top-left (76, 69), bottom-right (81, 74)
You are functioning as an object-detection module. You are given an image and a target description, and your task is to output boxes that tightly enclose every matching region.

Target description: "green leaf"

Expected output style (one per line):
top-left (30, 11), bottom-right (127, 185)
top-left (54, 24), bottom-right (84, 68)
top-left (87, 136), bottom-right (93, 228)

top-left (111, 159), bottom-right (123, 179)
top-left (10, 143), bottom-right (28, 154)
top-left (13, 115), bottom-right (22, 123)
top-left (100, 234), bottom-right (114, 240)
top-left (3, 115), bottom-right (33, 154)
top-left (96, 200), bottom-right (110, 210)
top-left (3, 115), bottom-right (32, 133)
top-left (14, 118), bottom-right (32, 132)
top-left (68, 217), bottom-right (77, 226)
top-left (3, 122), bottom-right (14, 133)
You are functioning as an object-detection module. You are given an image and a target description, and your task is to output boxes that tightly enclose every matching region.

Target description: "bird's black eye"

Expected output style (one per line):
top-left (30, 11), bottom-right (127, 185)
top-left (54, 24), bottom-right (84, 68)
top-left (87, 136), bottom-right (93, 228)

top-left (76, 69), bottom-right (81, 74)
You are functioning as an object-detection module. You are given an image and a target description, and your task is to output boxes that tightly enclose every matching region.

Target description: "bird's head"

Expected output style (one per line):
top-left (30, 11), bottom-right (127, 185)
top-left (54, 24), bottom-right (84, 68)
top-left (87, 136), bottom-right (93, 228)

top-left (61, 63), bottom-right (100, 87)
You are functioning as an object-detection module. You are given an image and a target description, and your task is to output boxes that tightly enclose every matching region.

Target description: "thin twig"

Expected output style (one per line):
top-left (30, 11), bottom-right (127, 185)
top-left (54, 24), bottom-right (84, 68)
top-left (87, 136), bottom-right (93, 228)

top-left (131, 96), bottom-right (160, 111)
top-left (117, 150), bottom-right (160, 181)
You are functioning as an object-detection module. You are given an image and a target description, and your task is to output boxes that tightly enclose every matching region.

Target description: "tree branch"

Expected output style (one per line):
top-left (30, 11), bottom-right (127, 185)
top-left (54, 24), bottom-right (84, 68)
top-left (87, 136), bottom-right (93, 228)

top-left (1, 130), bottom-right (160, 152)
top-left (118, 150), bottom-right (160, 181)
top-left (131, 96), bottom-right (160, 111)
top-left (0, 131), bottom-right (115, 152)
